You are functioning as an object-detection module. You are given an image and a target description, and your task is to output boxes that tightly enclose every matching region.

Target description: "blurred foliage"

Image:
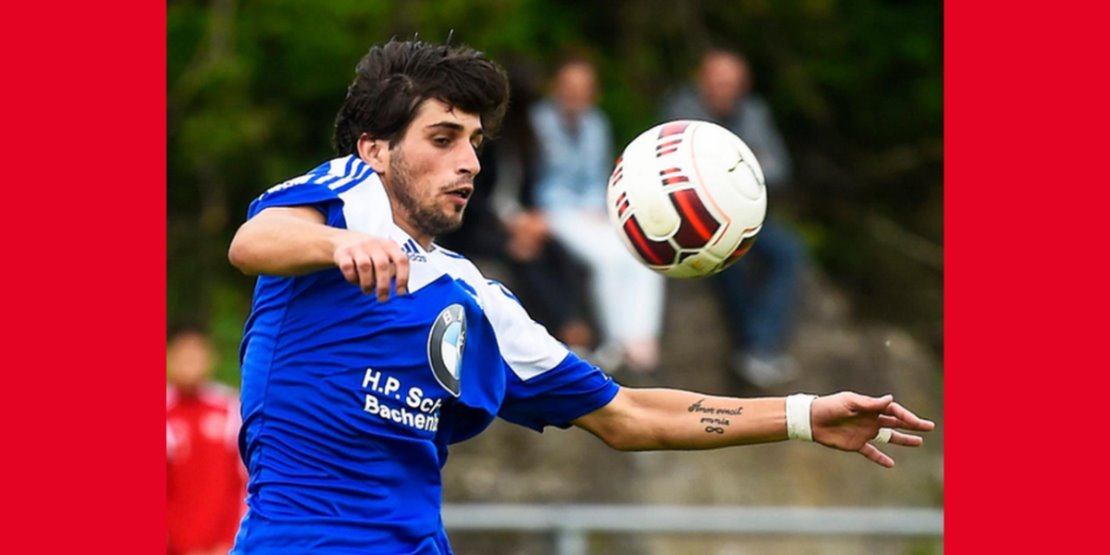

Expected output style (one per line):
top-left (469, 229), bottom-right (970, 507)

top-left (168, 0), bottom-right (943, 379)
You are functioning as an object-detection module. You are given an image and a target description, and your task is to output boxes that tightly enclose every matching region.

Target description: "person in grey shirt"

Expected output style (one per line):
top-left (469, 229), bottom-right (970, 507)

top-left (662, 48), bottom-right (805, 388)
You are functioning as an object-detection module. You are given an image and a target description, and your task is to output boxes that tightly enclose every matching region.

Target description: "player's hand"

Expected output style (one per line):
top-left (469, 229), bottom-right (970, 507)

top-left (332, 234), bottom-right (410, 302)
top-left (810, 392), bottom-right (935, 468)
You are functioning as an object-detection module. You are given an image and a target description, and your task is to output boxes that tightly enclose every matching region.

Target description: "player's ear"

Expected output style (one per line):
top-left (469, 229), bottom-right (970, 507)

top-left (357, 133), bottom-right (390, 173)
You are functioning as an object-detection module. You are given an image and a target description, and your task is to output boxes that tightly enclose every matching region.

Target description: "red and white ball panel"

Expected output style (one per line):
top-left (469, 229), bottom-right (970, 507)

top-left (607, 120), bottom-right (767, 278)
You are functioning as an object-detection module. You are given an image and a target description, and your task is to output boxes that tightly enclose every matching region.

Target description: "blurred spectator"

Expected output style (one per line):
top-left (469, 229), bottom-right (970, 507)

top-left (532, 57), bottom-right (665, 374)
top-left (662, 48), bottom-right (805, 388)
top-left (166, 320), bottom-right (246, 555)
top-left (439, 62), bottom-right (595, 351)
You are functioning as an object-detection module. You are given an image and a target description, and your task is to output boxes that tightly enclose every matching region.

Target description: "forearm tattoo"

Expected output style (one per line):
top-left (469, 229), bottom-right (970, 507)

top-left (688, 398), bottom-right (744, 434)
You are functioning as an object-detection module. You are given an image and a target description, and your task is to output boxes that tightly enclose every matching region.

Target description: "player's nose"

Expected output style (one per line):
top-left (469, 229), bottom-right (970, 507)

top-left (458, 144), bottom-right (480, 176)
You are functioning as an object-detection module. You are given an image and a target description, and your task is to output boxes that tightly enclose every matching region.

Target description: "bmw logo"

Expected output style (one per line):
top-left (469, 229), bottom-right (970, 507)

top-left (427, 304), bottom-right (466, 397)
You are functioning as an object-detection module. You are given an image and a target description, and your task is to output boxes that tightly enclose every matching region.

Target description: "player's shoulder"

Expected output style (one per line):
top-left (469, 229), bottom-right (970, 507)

top-left (249, 155), bottom-right (388, 226)
top-left (424, 247), bottom-right (569, 377)
top-left (431, 243), bottom-right (471, 263)
top-left (259, 155), bottom-right (376, 198)
top-left (429, 246), bottom-right (518, 305)
top-left (430, 245), bottom-right (485, 285)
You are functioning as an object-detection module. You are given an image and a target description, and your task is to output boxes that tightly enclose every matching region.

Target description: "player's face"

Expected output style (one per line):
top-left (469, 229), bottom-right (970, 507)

top-left (375, 99), bottom-right (483, 242)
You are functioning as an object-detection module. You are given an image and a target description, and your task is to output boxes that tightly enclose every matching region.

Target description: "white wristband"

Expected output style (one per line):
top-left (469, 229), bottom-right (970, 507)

top-left (785, 394), bottom-right (817, 441)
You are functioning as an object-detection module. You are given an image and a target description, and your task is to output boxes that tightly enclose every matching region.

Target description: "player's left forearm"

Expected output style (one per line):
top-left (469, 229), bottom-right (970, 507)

top-left (576, 387), bottom-right (788, 451)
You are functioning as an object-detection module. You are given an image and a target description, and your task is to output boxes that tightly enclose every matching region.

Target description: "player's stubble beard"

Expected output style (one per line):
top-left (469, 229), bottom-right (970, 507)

top-left (388, 147), bottom-right (469, 240)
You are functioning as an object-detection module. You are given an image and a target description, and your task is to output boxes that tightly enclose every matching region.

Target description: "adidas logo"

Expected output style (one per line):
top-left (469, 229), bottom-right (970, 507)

top-left (402, 239), bottom-right (427, 263)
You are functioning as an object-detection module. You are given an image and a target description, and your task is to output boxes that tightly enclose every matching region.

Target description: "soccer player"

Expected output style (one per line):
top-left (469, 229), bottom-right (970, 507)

top-left (226, 39), bottom-right (934, 554)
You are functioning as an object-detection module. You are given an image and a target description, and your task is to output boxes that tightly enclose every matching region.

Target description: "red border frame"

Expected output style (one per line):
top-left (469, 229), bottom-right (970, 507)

top-left (945, 1), bottom-right (1109, 551)
top-left (5, 2), bottom-right (166, 551)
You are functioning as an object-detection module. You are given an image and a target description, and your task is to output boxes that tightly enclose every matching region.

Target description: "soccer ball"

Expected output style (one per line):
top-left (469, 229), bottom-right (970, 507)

top-left (607, 120), bottom-right (767, 278)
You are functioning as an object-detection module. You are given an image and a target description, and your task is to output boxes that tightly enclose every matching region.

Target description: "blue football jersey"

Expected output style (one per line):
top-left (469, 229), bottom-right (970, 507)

top-left (231, 156), bottom-right (619, 554)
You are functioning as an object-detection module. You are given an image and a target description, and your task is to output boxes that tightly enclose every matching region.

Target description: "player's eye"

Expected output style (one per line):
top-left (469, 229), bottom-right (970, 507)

top-left (433, 137), bottom-right (451, 146)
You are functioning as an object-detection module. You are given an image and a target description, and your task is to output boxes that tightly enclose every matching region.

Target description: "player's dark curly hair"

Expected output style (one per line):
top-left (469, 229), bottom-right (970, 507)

top-left (333, 39), bottom-right (510, 155)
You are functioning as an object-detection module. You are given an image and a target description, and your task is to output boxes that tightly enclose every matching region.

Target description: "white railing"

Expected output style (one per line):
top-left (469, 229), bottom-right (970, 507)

top-left (442, 504), bottom-right (943, 555)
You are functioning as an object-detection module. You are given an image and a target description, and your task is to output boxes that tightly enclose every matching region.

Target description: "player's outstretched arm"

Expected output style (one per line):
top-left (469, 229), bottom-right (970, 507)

top-left (228, 206), bottom-right (409, 301)
top-left (572, 388), bottom-right (934, 468)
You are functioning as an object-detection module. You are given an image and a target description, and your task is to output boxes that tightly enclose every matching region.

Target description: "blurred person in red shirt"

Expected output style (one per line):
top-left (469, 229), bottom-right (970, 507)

top-left (166, 320), bottom-right (246, 555)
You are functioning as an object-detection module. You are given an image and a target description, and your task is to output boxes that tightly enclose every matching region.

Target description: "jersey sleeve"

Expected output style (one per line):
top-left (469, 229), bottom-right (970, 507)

top-left (246, 171), bottom-right (346, 227)
top-left (473, 277), bottom-right (620, 431)
top-left (498, 352), bottom-right (619, 432)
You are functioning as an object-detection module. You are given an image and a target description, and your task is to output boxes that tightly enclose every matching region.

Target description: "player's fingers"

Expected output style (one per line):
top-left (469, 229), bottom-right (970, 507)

top-left (858, 443), bottom-right (894, 468)
top-left (335, 250), bottom-right (359, 285)
top-left (877, 414), bottom-right (932, 436)
top-left (852, 393), bottom-right (894, 414)
top-left (372, 245), bottom-right (396, 302)
top-left (876, 414), bottom-right (910, 429)
top-left (870, 427), bottom-right (923, 448)
top-left (386, 241), bottom-right (410, 296)
top-left (353, 249), bottom-right (377, 295)
top-left (884, 402), bottom-right (936, 432)
top-left (888, 430), bottom-right (924, 447)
